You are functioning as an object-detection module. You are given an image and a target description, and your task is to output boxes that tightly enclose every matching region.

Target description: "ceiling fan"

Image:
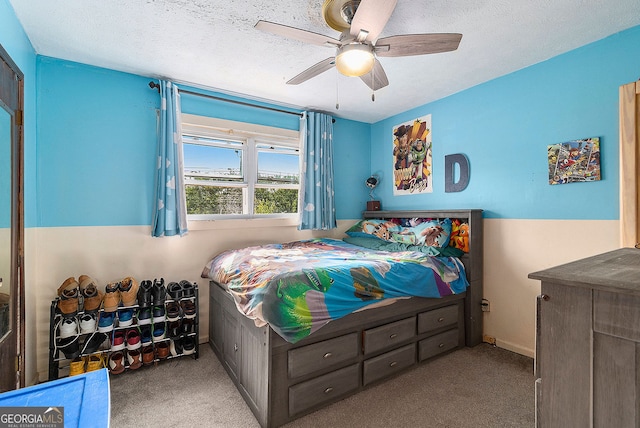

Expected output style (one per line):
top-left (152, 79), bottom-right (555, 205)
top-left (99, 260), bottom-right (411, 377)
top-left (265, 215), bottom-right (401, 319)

top-left (255, 0), bottom-right (462, 91)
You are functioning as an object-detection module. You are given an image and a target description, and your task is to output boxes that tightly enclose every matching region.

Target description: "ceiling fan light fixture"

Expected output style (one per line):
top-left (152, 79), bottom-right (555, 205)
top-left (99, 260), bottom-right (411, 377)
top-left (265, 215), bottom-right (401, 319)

top-left (335, 43), bottom-right (374, 77)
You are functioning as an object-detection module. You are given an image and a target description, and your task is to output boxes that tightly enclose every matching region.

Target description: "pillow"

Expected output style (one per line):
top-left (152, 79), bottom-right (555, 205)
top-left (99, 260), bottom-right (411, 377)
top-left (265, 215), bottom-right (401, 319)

top-left (394, 218), bottom-right (452, 248)
top-left (346, 218), bottom-right (452, 248)
top-left (345, 219), bottom-right (401, 241)
top-left (343, 236), bottom-right (464, 257)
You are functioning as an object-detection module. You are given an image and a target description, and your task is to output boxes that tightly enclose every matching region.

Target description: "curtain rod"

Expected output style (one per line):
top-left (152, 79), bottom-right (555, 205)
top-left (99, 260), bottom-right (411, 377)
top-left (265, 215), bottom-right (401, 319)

top-left (148, 81), bottom-right (303, 118)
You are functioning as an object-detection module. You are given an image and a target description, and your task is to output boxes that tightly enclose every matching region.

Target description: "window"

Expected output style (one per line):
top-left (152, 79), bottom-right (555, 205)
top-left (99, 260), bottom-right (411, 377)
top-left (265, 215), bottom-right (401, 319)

top-left (181, 114), bottom-right (300, 219)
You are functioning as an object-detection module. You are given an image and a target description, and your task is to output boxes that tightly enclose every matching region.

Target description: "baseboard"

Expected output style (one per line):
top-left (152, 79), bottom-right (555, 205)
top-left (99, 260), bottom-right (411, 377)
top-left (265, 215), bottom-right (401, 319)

top-left (496, 338), bottom-right (534, 358)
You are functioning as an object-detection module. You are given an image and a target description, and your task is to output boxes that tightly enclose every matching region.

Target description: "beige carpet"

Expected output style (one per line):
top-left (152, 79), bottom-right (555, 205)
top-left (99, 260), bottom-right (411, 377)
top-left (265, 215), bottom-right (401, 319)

top-left (110, 343), bottom-right (535, 428)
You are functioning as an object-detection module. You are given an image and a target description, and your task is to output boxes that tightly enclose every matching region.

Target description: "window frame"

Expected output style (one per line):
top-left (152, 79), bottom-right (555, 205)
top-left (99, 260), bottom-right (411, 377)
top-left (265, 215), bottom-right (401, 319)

top-left (181, 114), bottom-right (301, 221)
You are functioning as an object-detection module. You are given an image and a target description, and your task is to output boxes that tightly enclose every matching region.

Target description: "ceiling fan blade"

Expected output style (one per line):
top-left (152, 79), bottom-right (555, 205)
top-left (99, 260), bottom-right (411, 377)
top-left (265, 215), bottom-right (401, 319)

top-left (375, 33), bottom-right (463, 57)
top-left (359, 59), bottom-right (389, 91)
top-left (255, 20), bottom-right (341, 47)
top-left (350, 0), bottom-right (398, 42)
top-left (287, 57), bottom-right (336, 85)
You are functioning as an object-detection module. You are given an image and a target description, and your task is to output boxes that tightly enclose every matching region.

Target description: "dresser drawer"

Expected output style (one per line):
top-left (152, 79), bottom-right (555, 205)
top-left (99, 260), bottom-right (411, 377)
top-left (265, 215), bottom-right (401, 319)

top-left (363, 343), bottom-right (416, 386)
top-left (363, 317), bottom-right (415, 355)
top-left (289, 363), bottom-right (360, 416)
top-left (288, 333), bottom-right (358, 379)
top-left (417, 304), bottom-right (459, 334)
top-left (594, 290), bottom-right (640, 342)
top-left (418, 329), bottom-right (459, 361)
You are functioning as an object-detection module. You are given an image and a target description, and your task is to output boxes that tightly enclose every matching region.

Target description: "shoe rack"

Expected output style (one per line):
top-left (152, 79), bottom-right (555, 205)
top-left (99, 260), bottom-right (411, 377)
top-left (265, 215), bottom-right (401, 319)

top-left (48, 280), bottom-right (199, 380)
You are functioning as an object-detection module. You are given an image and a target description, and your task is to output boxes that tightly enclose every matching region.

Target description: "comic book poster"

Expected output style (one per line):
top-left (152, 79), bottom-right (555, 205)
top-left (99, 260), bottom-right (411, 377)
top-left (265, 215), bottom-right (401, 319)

top-left (392, 115), bottom-right (432, 195)
top-left (548, 137), bottom-right (601, 185)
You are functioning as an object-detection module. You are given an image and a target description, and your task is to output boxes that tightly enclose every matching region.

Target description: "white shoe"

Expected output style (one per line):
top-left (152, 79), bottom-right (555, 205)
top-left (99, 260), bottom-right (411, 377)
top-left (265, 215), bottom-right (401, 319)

top-left (58, 317), bottom-right (79, 338)
top-left (79, 313), bottom-right (96, 334)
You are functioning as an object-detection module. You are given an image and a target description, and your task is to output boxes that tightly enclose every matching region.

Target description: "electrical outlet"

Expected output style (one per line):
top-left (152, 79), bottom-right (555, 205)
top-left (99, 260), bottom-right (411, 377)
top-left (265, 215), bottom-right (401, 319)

top-left (481, 298), bottom-right (490, 312)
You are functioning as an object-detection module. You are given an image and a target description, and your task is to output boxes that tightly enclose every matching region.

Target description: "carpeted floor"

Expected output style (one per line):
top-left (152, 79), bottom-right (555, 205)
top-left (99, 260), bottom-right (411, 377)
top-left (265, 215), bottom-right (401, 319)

top-left (109, 343), bottom-right (535, 428)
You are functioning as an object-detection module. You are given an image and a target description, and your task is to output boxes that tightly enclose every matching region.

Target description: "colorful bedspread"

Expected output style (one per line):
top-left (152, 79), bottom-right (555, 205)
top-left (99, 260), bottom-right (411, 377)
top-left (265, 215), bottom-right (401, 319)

top-left (201, 238), bottom-right (468, 343)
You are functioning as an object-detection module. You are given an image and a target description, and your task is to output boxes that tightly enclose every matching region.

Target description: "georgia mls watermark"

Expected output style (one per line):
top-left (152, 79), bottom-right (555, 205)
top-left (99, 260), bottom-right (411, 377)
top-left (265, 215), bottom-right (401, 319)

top-left (0, 407), bottom-right (64, 428)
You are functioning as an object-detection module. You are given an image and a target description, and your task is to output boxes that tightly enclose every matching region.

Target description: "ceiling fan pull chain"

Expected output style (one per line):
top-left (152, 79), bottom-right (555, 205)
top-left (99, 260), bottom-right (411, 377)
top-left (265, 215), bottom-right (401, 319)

top-left (371, 64), bottom-right (375, 102)
top-left (335, 68), bottom-right (340, 110)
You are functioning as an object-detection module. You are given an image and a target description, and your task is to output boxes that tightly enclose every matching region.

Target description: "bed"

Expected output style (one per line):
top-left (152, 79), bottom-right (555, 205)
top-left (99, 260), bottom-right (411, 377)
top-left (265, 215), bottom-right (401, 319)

top-left (203, 209), bottom-right (483, 427)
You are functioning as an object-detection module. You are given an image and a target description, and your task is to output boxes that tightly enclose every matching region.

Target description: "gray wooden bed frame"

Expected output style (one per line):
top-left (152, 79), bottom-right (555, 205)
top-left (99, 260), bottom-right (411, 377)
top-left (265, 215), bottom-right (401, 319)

top-left (208, 209), bottom-right (484, 427)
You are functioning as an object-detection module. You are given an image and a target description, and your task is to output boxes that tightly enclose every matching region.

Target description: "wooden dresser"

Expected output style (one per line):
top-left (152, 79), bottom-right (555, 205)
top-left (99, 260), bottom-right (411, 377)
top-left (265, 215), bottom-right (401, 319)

top-left (529, 248), bottom-right (640, 427)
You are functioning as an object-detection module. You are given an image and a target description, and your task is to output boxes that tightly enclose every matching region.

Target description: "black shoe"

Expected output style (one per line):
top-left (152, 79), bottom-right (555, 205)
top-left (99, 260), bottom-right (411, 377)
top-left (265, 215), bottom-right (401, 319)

top-left (170, 336), bottom-right (184, 356)
top-left (167, 282), bottom-right (182, 300)
top-left (181, 318), bottom-right (195, 335)
top-left (180, 280), bottom-right (196, 298)
top-left (166, 302), bottom-right (181, 321)
top-left (138, 280), bottom-right (153, 308)
top-left (81, 332), bottom-right (108, 355)
top-left (168, 320), bottom-right (182, 338)
top-left (152, 278), bottom-right (166, 306)
top-left (56, 336), bottom-right (80, 360)
top-left (182, 336), bottom-right (196, 356)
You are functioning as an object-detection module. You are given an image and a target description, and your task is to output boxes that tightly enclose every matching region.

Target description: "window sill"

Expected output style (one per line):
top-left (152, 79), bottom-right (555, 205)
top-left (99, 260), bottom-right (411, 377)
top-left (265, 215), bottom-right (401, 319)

top-left (187, 217), bottom-right (299, 231)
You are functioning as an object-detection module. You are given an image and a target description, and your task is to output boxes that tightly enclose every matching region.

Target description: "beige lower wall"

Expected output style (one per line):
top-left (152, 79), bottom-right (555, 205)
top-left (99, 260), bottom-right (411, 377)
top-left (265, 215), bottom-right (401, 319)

top-left (26, 217), bottom-right (621, 382)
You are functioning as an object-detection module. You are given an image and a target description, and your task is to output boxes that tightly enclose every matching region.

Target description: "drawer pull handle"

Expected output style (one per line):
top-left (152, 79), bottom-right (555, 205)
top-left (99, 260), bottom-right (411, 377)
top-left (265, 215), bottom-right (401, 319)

top-left (437, 317), bottom-right (445, 323)
top-left (389, 361), bottom-right (397, 367)
top-left (323, 352), bottom-right (333, 359)
top-left (389, 333), bottom-right (398, 339)
top-left (234, 344), bottom-right (238, 352)
top-left (540, 294), bottom-right (550, 301)
top-left (439, 343), bottom-right (445, 348)
top-left (324, 387), bottom-right (334, 394)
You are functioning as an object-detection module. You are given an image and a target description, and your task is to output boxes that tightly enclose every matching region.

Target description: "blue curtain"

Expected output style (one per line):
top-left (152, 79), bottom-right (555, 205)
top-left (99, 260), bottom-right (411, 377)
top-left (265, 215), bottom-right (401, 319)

top-left (298, 111), bottom-right (337, 230)
top-left (152, 80), bottom-right (188, 237)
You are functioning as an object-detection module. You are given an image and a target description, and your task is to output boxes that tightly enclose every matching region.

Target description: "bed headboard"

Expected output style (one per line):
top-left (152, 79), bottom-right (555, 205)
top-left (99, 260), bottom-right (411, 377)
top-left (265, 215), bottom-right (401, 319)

top-left (362, 209), bottom-right (484, 346)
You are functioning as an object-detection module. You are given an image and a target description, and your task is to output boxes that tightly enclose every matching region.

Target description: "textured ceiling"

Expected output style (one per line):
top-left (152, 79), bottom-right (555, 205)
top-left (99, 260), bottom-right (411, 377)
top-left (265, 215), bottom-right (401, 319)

top-left (8, 0), bottom-right (640, 123)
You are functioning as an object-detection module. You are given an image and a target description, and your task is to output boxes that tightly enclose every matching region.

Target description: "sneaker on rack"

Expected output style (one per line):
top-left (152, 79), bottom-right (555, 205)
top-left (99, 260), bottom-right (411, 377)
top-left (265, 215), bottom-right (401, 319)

top-left (137, 307), bottom-right (152, 325)
top-left (97, 311), bottom-right (115, 333)
top-left (126, 349), bottom-right (143, 370)
top-left (152, 278), bottom-right (166, 306)
top-left (137, 280), bottom-right (153, 308)
top-left (57, 277), bottom-right (79, 318)
top-left (152, 305), bottom-right (165, 324)
top-left (55, 335), bottom-right (80, 360)
top-left (103, 281), bottom-right (121, 312)
top-left (169, 336), bottom-right (184, 357)
top-left (79, 275), bottom-right (103, 313)
top-left (85, 353), bottom-right (105, 372)
top-left (181, 318), bottom-right (195, 335)
top-left (69, 356), bottom-right (85, 376)
top-left (79, 313), bottom-right (97, 334)
top-left (108, 351), bottom-right (125, 375)
top-left (182, 336), bottom-right (196, 356)
top-left (155, 341), bottom-right (169, 360)
top-left (167, 320), bottom-right (182, 339)
top-left (117, 308), bottom-right (135, 327)
top-left (167, 282), bottom-right (183, 300)
top-left (119, 277), bottom-right (139, 307)
top-left (58, 317), bottom-right (79, 339)
top-left (81, 332), bottom-right (108, 355)
top-left (180, 280), bottom-right (196, 299)
top-left (125, 328), bottom-right (141, 351)
top-left (166, 302), bottom-right (181, 322)
top-left (180, 300), bottom-right (196, 319)
top-left (140, 325), bottom-right (152, 347)
top-left (152, 322), bottom-right (166, 341)
top-left (142, 345), bottom-right (155, 366)
top-left (111, 330), bottom-right (126, 351)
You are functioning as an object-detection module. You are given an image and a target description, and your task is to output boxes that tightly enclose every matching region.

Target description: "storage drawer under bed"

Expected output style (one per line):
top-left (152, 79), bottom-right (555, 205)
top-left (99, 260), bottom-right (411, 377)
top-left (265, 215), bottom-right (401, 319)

top-left (417, 304), bottom-right (459, 334)
top-left (363, 343), bottom-right (416, 386)
top-left (288, 363), bottom-right (360, 416)
top-left (363, 316), bottom-right (416, 355)
top-left (288, 333), bottom-right (359, 379)
top-left (418, 328), bottom-right (459, 361)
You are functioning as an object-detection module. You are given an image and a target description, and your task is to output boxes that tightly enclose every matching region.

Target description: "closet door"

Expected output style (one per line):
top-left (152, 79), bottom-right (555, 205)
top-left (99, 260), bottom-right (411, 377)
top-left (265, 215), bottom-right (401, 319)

top-left (619, 80), bottom-right (640, 248)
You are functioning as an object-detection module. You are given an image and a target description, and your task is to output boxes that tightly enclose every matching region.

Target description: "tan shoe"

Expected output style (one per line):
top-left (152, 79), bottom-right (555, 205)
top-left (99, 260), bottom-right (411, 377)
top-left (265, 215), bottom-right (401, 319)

top-left (142, 345), bottom-right (155, 366)
top-left (119, 277), bottom-right (139, 307)
top-left (102, 282), bottom-right (121, 312)
top-left (57, 277), bottom-right (79, 317)
top-left (79, 275), bottom-right (103, 313)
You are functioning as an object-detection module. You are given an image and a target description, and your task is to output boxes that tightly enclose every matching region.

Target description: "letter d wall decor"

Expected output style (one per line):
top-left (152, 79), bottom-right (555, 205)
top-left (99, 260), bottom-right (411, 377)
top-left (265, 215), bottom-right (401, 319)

top-left (445, 154), bottom-right (470, 193)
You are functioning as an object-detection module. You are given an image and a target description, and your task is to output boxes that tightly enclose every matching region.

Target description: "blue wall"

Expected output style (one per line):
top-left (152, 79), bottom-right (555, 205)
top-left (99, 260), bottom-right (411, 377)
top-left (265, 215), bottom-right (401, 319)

top-left (371, 25), bottom-right (640, 220)
top-left (1, 0), bottom-right (37, 228)
top-left (35, 58), bottom-right (371, 227)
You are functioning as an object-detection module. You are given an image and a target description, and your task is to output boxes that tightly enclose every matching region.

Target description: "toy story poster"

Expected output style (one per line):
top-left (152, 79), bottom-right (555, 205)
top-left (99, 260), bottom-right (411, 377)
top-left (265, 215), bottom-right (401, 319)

top-left (392, 115), bottom-right (432, 195)
top-left (548, 137), bottom-right (601, 185)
